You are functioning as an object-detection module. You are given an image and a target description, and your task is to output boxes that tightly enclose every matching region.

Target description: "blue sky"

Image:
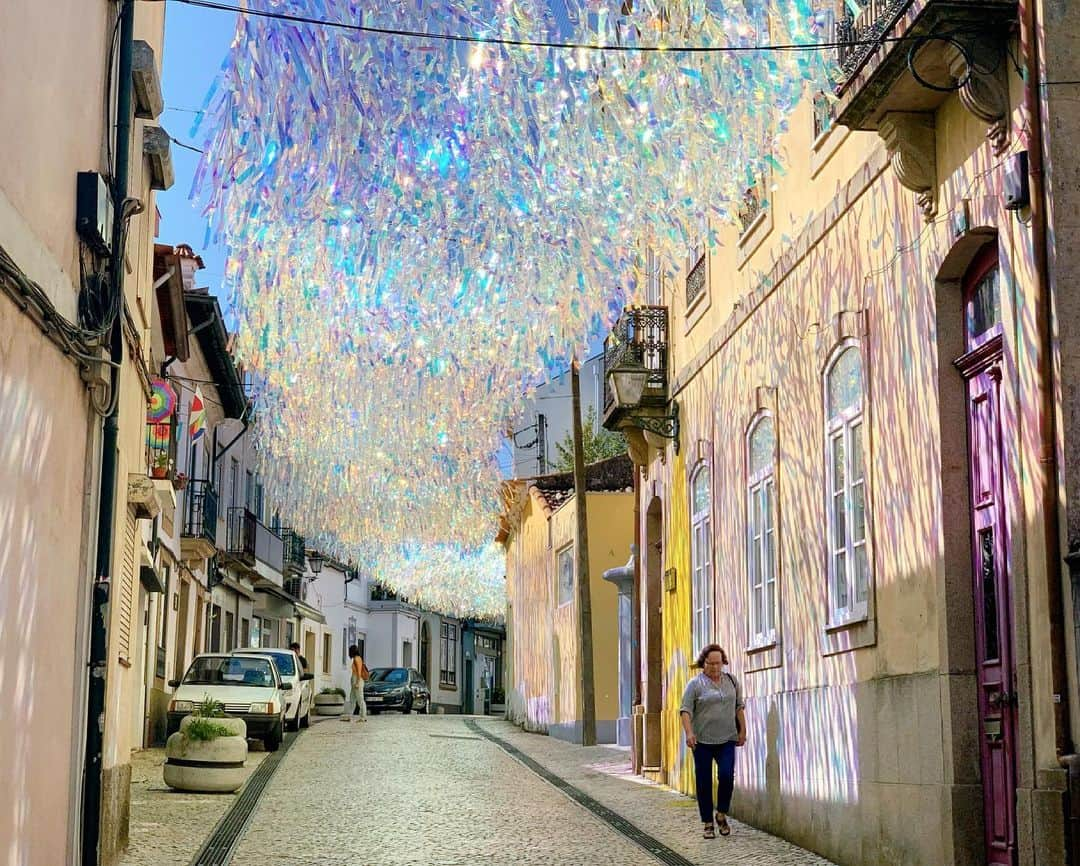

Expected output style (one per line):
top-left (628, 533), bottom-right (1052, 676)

top-left (157, 3), bottom-right (236, 293)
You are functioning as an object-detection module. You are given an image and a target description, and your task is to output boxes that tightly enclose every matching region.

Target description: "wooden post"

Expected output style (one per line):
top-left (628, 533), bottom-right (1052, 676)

top-left (571, 360), bottom-right (597, 746)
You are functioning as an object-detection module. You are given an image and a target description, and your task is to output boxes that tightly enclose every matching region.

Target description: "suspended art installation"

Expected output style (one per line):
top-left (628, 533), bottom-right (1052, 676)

top-left (190, 0), bottom-right (834, 616)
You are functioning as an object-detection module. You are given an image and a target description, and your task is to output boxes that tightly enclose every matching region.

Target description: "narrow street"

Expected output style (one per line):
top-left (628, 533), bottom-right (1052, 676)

top-left (124, 716), bottom-right (836, 866)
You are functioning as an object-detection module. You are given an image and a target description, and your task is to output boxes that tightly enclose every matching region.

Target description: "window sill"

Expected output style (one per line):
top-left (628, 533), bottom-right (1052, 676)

top-left (821, 614), bottom-right (876, 656)
top-left (736, 208), bottom-right (773, 270)
top-left (439, 682), bottom-right (458, 691)
top-left (684, 284), bottom-right (711, 335)
top-left (744, 639), bottom-right (782, 673)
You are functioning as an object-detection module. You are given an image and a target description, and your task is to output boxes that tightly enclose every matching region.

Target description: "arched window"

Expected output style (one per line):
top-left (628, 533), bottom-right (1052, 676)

top-left (825, 343), bottom-right (871, 623)
top-left (747, 415), bottom-right (778, 645)
top-left (690, 463), bottom-right (713, 653)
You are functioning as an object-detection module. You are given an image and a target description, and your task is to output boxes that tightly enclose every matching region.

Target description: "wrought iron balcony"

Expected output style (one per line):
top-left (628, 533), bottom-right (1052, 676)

top-left (831, 0), bottom-right (1016, 218)
top-left (226, 506), bottom-right (284, 577)
top-left (685, 255), bottom-right (706, 310)
top-left (280, 528), bottom-right (306, 575)
top-left (146, 414), bottom-right (178, 482)
top-left (182, 480), bottom-right (217, 541)
top-left (602, 305), bottom-right (669, 428)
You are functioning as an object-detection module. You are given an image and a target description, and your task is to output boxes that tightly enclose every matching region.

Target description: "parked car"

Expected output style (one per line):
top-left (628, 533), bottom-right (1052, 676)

top-left (232, 647), bottom-right (314, 731)
top-left (364, 667), bottom-right (431, 714)
top-left (167, 653), bottom-right (290, 751)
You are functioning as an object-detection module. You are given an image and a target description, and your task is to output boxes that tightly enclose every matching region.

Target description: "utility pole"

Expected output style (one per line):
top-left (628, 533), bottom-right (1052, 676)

top-left (571, 359), bottom-right (596, 746)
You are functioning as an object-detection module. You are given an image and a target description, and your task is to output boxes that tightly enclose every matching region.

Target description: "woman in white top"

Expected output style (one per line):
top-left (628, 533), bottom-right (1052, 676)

top-left (679, 643), bottom-right (746, 838)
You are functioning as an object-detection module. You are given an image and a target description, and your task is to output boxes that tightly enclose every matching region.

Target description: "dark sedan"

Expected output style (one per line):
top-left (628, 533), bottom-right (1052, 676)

top-left (364, 667), bottom-right (431, 714)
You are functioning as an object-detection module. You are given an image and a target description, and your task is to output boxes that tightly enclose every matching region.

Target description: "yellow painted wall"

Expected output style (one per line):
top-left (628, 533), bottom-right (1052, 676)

top-left (504, 487), bottom-right (633, 740)
top-left (641, 62), bottom-right (1068, 865)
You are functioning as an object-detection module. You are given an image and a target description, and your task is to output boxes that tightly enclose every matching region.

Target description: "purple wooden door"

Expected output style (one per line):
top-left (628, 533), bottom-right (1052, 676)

top-left (958, 249), bottom-right (1017, 865)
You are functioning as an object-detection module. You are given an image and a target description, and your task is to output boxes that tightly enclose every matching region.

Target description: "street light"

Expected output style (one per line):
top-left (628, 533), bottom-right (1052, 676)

top-left (308, 551), bottom-right (325, 575)
top-left (605, 362), bottom-right (680, 454)
top-left (608, 361), bottom-right (649, 408)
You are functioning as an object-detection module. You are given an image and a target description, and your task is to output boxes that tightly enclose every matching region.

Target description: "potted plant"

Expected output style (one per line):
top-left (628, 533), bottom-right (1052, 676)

top-left (314, 686), bottom-right (347, 716)
top-left (172, 471), bottom-right (188, 491)
top-left (164, 697), bottom-right (249, 793)
top-left (150, 450), bottom-right (170, 480)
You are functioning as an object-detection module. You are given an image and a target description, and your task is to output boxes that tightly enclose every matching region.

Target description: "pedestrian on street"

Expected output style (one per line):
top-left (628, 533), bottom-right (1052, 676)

top-left (289, 641), bottom-right (309, 672)
top-left (346, 644), bottom-right (370, 723)
top-left (679, 643), bottom-right (746, 839)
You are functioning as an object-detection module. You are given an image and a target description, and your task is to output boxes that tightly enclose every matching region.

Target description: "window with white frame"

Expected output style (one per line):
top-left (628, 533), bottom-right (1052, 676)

top-left (690, 464), bottom-right (713, 653)
top-left (557, 544), bottom-right (574, 606)
top-left (825, 343), bottom-right (871, 623)
top-left (747, 415), bottom-right (778, 646)
top-left (439, 622), bottom-right (458, 686)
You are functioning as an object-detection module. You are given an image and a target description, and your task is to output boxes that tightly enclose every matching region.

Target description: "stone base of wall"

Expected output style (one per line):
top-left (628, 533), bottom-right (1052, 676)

top-left (147, 687), bottom-right (170, 747)
top-left (548, 720), bottom-right (618, 745)
top-left (98, 762), bottom-right (131, 866)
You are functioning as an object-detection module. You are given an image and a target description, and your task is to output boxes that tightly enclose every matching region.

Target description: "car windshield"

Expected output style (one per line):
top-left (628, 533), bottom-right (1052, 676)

top-left (370, 668), bottom-right (408, 684)
top-left (184, 656), bottom-right (275, 687)
top-left (237, 650), bottom-right (295, 677)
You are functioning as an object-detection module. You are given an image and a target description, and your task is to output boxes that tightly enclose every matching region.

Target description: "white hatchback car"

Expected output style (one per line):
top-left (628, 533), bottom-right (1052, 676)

top-left (167, 653), bottom-right (290, 751)
top-left (232, 648), bottom-right (314, 730)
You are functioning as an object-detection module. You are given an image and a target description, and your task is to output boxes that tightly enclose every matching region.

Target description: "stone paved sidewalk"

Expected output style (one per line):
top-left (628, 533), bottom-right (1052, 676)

top-left (474, 719), bottom-right (838, 866)
top-left (116, 742), bottom-right (270, 866)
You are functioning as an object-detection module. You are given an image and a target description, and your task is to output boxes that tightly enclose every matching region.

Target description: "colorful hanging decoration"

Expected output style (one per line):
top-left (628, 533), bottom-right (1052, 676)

top-left (189, 386), bottom-right (207, 443)
top-left (190, 0), bottom-right (833, 614)
top-left (147, 376), bottom-right (177, 423)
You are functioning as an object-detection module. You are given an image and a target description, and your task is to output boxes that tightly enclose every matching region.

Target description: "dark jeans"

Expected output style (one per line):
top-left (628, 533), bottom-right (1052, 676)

top-left (692, 741), bottom-right (736, 823)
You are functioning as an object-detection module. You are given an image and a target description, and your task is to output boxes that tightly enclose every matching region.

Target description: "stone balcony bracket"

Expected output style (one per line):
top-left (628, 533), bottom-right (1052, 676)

top-left (879, 111), bottom-right (939, 221)
top-left (835, 0), bottom-right (1016, 220)
top-left (943, 39), bottom-right (1011, 156)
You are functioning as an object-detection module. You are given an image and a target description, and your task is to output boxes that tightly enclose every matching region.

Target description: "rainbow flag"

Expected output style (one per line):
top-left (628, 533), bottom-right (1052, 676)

top-left (189, 386), bottom-right (207, 443)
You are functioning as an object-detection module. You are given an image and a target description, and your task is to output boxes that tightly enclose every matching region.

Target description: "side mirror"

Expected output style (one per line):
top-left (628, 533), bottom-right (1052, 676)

top-left (280, 682), bottom-right (293, 691)
top-left (168, 679), bottom-right (180, 688)
top-left (300, 673), bottom-right (314, 682)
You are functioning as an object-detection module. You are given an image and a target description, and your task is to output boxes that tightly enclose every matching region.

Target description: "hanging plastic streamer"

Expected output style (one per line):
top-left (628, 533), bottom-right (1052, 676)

top-left (191, 0), bottom-right (834, 616)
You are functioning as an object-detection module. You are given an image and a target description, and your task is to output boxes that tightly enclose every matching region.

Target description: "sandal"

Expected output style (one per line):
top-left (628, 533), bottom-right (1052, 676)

top-left (703, 823), bottom-right (716, 839)
top-left (716, 815), bottom-right (731, 836)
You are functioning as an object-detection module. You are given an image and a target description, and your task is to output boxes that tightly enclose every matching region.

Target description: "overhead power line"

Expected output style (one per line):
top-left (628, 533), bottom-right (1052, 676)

top-left (154, 0), bottom-right (906, 55)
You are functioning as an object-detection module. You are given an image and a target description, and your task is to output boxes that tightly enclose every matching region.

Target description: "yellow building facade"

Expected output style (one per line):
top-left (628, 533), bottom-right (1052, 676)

top-left (501, 455), bottom-right (634, 743)
top-left (604, 5), bottom-right (1079, 864)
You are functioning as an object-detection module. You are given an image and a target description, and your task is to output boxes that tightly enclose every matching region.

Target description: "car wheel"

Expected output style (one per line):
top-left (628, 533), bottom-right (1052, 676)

top-left (264, 722), bottom-right (282, 752)
top-left (402, 696), bottom-right (413, 715)
top-left (420, 696), bottom-right (431, 715)
top-left (300, 708), bottom-right (310, 729)
top-left (369, 708), bottom-right (380, 715)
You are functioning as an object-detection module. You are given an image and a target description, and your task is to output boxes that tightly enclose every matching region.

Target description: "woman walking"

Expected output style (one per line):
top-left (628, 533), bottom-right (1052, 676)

top-left (679, 644), bottom-right (746, 839)
top-left (346, 645), bottom-right (369, 723)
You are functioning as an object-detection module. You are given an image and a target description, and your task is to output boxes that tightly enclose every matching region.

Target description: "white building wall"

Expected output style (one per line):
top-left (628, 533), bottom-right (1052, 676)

top-left (509, 353), bottom-right (603, 478)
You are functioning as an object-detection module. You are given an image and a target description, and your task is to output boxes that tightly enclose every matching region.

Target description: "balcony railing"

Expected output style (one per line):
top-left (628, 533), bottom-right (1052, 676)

top-left (602, 305), bottom-right (669, 413)
top-left (813, 90), bottom-right (834, 140)
top-left (738, 169), bottom-right (771, 236)
top-left (146, 414), bottom-right (179, 482)
top-left (834, 0), bottom-right (911, 79)
top-left (685, 254), bottom-right (706, 310)
top-left (182, 480), bottom-right (218, 543)
top-left (280, 528), bottom-right (306, 574)
top-left (226, 507), bottom-right (284, 572)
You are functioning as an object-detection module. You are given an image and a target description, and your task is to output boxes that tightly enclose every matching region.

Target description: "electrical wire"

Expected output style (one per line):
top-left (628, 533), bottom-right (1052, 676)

top-left (150, 0), bottom-right (920, 55)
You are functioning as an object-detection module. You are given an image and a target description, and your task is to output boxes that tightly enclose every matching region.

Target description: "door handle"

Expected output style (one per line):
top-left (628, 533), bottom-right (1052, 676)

top-left (988, 690), bottom-right (1018, 709)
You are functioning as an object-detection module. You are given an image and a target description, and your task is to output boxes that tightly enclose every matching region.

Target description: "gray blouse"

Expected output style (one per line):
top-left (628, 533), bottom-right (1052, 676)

top-left (679, 671), bottom-right (744, 745)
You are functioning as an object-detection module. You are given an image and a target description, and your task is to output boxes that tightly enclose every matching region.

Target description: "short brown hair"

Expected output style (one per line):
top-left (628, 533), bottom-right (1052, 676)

top-left (694, 643), bottom-right (729, 668)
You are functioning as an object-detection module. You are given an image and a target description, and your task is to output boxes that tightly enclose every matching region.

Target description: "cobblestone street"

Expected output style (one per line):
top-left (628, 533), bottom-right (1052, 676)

top-left (121, 714), bottom-right (837, 866)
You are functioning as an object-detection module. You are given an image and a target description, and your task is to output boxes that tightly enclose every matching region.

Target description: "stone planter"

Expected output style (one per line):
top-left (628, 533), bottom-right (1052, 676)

top-left (164, 716), bottom-right (248, 793)
top-left (314, 693), bottom-right (346, 716)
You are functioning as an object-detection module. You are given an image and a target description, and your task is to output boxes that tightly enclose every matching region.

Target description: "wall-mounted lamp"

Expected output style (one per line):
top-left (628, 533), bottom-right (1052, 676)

top-left (308, 551), bottom-right (325, 575)
top-left (606, 362), bottom-right (680, 454)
